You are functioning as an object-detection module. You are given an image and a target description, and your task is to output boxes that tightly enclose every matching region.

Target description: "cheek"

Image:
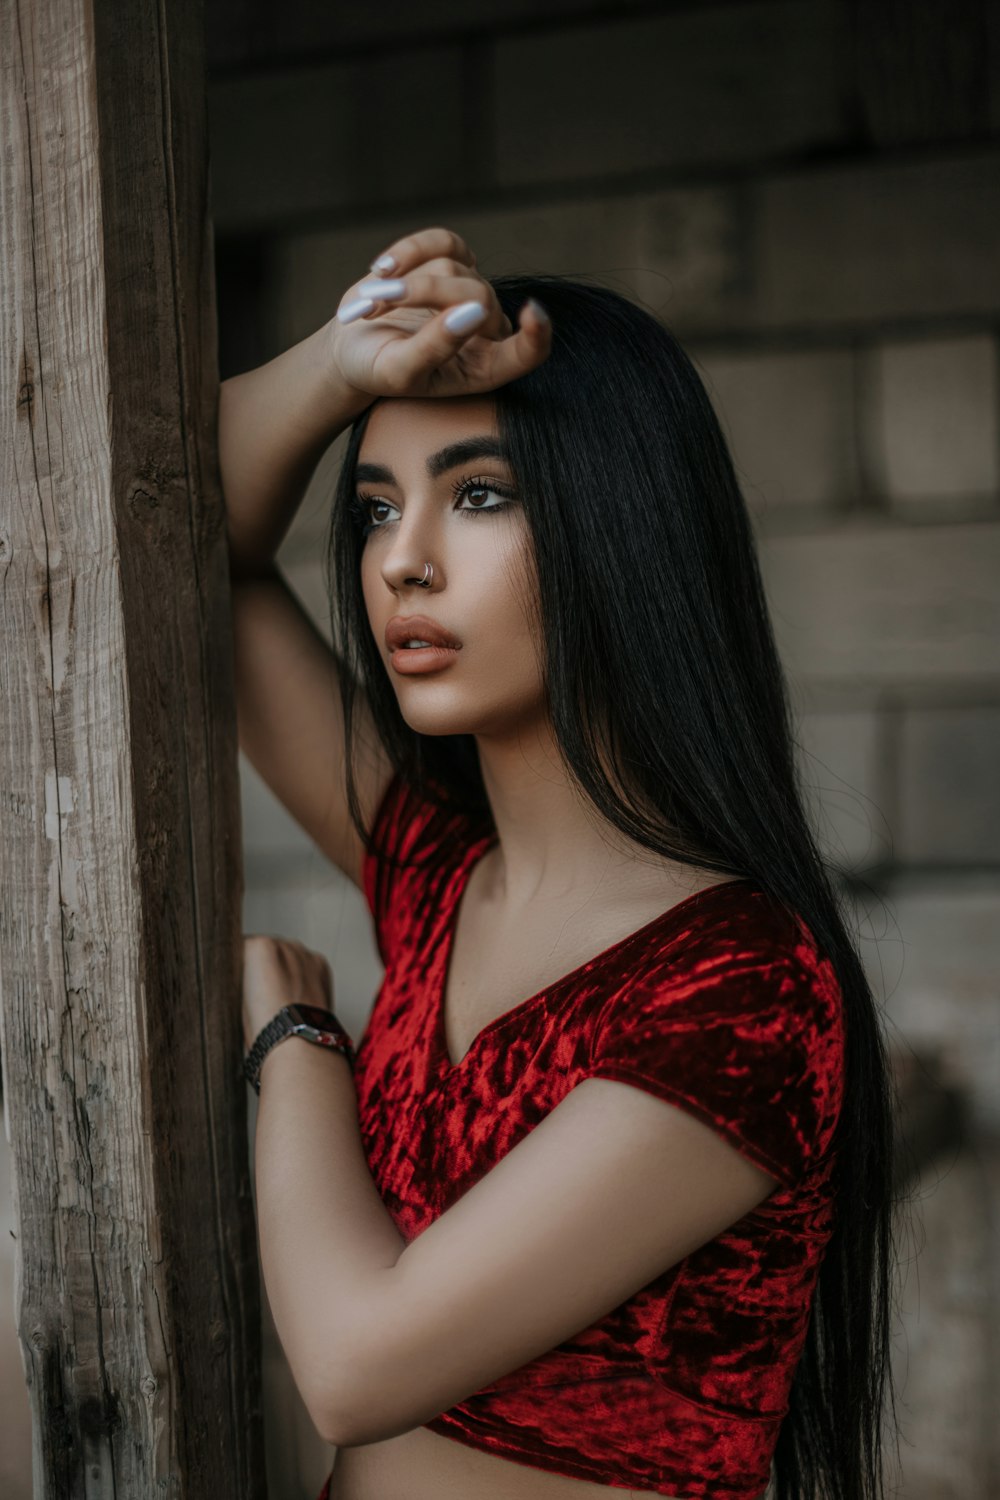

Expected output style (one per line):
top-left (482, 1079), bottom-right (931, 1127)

top-left (477, 528), bottom-right (539, 634)
top-left (359, 554), bottom-right (380, 624)
top-left (483, 513), bottom-right (537, 602)
top-left (478, 541), bottom-right (544, 686)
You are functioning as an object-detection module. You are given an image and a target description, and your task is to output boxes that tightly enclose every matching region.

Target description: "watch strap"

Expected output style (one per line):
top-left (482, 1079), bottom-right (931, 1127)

top-left (243, 1005), bottom-right (355, 1094)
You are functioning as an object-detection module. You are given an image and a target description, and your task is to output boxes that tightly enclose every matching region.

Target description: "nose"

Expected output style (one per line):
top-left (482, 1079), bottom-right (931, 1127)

top-left (381, 555), bottom-right (437, 592)
top-left (380, 524), bottom-right (440, 595)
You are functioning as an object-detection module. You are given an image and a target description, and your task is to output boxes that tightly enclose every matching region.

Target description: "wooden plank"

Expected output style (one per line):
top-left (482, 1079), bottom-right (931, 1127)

top-left (0, 1), bottom-right (265, 1492)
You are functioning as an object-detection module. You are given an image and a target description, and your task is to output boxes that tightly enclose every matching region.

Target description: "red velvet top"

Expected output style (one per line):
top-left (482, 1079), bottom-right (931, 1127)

top-left (317, 772), bottom-right (845, 1500)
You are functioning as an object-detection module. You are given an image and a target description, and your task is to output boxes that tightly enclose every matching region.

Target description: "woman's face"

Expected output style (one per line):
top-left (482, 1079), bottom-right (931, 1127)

top-left (355, 395), bottom-right (545, 740)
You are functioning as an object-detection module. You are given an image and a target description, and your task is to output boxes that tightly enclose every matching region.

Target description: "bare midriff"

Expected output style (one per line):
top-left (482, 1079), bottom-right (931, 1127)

top-left (327, 1423), bottom-right (692, 1499)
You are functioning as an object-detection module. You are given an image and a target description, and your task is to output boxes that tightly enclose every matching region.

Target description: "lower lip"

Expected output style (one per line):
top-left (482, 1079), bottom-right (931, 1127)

top-left (390, 645), bottom-right (462, 674)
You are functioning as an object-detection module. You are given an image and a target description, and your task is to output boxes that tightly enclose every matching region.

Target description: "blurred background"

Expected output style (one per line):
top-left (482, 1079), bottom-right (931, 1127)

top-left (2, 0), bottom-right (999, 1495)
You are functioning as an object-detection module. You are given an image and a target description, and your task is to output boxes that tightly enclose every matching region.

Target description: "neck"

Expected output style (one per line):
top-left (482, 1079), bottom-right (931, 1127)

top-left (471, 721), bottom-right (687, 910)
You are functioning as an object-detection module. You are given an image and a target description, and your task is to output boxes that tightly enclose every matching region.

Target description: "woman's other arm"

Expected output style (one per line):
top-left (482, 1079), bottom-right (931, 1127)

top-left (218, 228), bottom-right (551, 885)
top-left (219, 320), bottom-right (371, 580)
top-left (218, 225), bottom-right (550, 579)
top-left (219, 316), bottom-right (391, 887)
top-left (250, 937), bottom-right (835, 1449)
top-left (228, 570), bottom-right (393, 891)
top-left (253, 1039), bottom-right (780, 1448)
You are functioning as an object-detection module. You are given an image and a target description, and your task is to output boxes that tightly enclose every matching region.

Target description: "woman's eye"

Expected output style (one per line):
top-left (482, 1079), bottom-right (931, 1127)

top-left (350, 476), bottom-right (517, 535)
top-left (454, 480), bottom-right (515, 514)
top-left (349, 494), bottom-right (397, 533)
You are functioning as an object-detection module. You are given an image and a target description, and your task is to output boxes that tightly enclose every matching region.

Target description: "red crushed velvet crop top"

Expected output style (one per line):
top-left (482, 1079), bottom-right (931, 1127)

top-left (316, 771), bottom-right (845, 1500)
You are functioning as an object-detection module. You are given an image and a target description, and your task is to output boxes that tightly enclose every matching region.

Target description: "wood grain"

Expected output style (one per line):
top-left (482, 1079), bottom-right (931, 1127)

top-left (0, 0), bottom-right (265, 1492)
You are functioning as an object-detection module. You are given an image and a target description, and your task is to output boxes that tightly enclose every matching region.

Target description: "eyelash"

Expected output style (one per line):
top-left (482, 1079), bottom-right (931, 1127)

top-left (348, 474), bottom-right (518, 536)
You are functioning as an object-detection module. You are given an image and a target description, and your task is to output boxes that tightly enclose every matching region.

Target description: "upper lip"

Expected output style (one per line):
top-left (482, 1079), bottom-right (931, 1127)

top-left (385, 615), bottom-right (463, 651)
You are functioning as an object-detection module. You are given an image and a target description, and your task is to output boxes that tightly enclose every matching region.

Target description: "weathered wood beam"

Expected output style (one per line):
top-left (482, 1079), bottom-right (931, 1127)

top-left (0, 1), bottom-right (265, 1492)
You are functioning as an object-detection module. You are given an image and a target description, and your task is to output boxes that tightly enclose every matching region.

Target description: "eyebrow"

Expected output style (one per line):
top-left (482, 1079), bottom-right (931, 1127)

top-left (353, 436), bottom-right (512, 487)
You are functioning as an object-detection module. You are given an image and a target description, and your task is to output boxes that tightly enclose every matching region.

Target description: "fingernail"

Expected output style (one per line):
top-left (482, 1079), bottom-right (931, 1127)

top-left (337, 297), bottom-right (376, 325)
top-left (370, 254), bottom-right (397, 273)
top-left (526, 298), bottom-right (550, 324)
top-left (357, 278), bottom-right (406, 300)
top-left (444, 301), bottom-right (487, 334)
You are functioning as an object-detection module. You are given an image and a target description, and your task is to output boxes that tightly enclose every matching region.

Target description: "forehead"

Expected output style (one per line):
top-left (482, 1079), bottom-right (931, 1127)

top-left (358, 395), bottom-right (499, 459)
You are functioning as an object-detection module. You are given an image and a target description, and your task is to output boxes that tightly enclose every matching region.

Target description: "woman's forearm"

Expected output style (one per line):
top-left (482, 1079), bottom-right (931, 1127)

top-left (218, 319), bottom-right (372, 576)
top-left (252, 1037), bottom-right (407, 1443)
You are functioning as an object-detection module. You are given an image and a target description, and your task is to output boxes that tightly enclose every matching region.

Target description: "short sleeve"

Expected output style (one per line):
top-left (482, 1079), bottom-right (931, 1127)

top-left (360, 771), bottom-right (486, 966)
top-left (361, 769), bottom-right (406, 960)
top-left (588, 941), bottom-right (845, 1190)
top-left (362, 769), bottom-right (445, 965)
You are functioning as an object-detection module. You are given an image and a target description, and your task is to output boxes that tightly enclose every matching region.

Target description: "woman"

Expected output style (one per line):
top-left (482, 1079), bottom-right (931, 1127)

top-left (223, 227), bottom-right (902, 1500)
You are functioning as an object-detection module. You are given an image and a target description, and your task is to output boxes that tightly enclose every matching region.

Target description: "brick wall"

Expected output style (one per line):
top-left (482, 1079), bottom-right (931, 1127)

top-left (216, 2), bottom-right (1000, 1494)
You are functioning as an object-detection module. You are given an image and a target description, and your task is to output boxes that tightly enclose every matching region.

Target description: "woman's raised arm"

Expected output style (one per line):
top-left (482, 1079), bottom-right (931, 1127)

top-left (218, 321), bottom-right (371, 579)
top-left (218, 224), bottom-right (551, 578)
top-left (218, 225), bottom-right (551, 886)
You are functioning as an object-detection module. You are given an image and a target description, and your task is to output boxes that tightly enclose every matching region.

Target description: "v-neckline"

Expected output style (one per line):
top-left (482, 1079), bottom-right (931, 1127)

top-left (430, 831), bottom-right (757, 1075)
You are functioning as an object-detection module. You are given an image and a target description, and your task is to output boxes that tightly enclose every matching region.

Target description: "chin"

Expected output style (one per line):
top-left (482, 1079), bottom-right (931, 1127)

top-left (396, 698), bottom-right (479, 737)
top-left (396, 695), bottom-right (522, 741)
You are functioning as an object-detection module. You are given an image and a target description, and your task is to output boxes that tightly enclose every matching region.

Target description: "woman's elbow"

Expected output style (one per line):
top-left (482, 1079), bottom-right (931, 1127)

top-left (316, 1352), bottom-right (436, 1449)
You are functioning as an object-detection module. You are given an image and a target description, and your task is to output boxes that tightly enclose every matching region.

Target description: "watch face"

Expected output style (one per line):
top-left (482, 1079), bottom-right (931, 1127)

top-left (289, 1003), bottom-right (337, 1032)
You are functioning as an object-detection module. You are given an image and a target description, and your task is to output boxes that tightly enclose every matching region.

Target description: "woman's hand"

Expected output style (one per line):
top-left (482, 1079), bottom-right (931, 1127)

top-left (241, 933), bottom-right (334, 1052)
top-left (328, 225), bottom-right (552, 403)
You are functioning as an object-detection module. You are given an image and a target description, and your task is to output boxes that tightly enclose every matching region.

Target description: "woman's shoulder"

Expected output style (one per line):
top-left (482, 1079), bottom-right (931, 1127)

top-left (362, 770), bottom-right (493, 959)
top-left (367, 769), bottom-right (492, 867)
top-left (652, 877), bottom-right (836, 978)
top-left (613, 877), bottom-right (846, 1054)
top-left (589, 880), bottom-right (846, 1190)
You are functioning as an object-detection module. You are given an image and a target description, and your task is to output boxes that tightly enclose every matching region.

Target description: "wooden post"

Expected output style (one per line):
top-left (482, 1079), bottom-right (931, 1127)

top-left (0, 1), bottom-right (266, 1493)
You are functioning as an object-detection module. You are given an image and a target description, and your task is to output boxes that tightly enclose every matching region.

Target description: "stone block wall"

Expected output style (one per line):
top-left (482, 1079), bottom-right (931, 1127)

top-left (201, 5), bottom-right (1000, 1495)
top-left (208, 0), bottom-right (1000, 1115)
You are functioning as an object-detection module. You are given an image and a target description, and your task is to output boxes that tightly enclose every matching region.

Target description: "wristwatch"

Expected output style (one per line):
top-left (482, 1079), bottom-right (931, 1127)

top-left (243, 1003), bottom-right (356, 1094)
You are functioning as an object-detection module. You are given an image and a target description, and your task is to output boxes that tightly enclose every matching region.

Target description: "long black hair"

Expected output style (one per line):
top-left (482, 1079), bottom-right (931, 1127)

top-left (326, 273), bottom-right (904, 1500)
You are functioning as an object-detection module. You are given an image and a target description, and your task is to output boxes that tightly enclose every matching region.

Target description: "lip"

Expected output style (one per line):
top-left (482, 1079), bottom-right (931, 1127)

top-left (385, 614), bottom-right (463, 652)
top-left (389, 644), bottom-right (461, 675)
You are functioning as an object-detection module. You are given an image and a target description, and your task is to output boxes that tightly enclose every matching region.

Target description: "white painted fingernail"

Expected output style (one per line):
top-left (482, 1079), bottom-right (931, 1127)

top-left (338, 297), bottom-right (376, 324)
top-left (526, 298), bottom-right (550, 324)
top-left (357, 279), bottom-right (406, 300)
top-left (444, 301), bottom-right (487, 334)
top-left (370, 254), bottom-right (397, 273)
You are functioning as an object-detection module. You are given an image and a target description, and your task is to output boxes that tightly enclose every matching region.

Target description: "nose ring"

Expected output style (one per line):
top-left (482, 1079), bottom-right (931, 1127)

top-left (410, 562), bottom-right (433, 589)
